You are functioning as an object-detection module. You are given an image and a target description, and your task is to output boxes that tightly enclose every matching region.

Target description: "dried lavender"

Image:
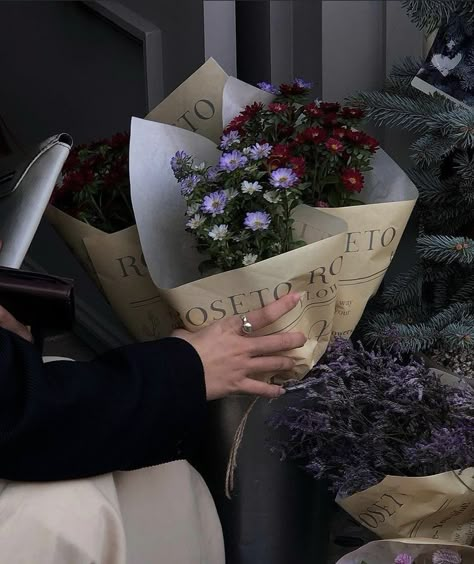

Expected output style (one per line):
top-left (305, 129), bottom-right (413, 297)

top-left (268, 339), bottom-right (474, 497)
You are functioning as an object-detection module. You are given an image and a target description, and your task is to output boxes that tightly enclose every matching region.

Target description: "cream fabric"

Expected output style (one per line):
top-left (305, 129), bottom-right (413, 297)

top-left (0, 357), bottom-right (225, 563)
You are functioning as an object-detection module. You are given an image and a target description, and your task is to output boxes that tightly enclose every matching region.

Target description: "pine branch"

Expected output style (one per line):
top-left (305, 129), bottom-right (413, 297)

top-left (410, 134), bottom-right (457, 167)
top-left (454, 151), bottom-right (474, 180)
top-left (401, 0), bottom-right (474, 33)
top-left (439, 319), bottom-right (474, 350)
top-left (381, 264), bottom-right (423, 307)
top-left (385, 57), bottom-right (426, 92)
top-left (353, 92), bottom-right (454, 133)
top-left (451, 278), bottom-right (474, 303)
top-left (428, 108), bottom-right (474, 149)
top-left (417, 235), bottom-right (474, 265)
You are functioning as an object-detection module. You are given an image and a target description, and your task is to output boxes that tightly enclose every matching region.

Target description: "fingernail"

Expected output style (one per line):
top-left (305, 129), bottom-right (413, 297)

top-left (279, 387), bottom-right (286, 396)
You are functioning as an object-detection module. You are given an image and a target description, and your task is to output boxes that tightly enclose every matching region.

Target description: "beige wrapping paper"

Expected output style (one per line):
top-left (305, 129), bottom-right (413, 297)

top-left (337, 468), bottom-right (474, 545)
top-left (46, 206), bottom-right (168, 341)
top-left (336, 539), bottom-right (474, 564)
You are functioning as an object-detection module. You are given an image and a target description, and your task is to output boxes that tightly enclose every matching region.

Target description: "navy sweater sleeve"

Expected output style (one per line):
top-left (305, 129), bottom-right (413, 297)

top-left (0, 328), bottom-right (207, 481)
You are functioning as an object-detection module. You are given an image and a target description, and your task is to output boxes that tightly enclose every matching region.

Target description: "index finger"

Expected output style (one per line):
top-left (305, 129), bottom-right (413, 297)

top-left (239, 292), bottom-right (301, 333)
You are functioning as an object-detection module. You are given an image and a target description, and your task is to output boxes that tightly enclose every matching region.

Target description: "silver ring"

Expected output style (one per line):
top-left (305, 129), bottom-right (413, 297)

top-left (240, 315), bottom-right (253, 335)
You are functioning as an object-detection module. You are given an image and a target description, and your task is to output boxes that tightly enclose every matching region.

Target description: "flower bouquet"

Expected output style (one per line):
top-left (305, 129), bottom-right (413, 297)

top-left (47, 133), bottom-right (174, 341)
top-left (336, 540), bottom-right (474, 564)
top-left (268, 339), bottom-right (474, 544)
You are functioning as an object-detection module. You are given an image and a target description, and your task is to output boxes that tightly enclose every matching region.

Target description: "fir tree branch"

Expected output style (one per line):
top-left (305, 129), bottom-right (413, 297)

top-left (417, 235), bottom-right (474, 265)
top-left (428, 108), bottom-right (474, 149)
top-left (440, 319), bottom-right (474, 350)
top-left (401, 0), bottom-right (474, 33)
top-left (410, 135), bottom-right (455, 167)
top-left (451, 278), bottom-right (474, 303)
top-left (381, 264), bottom-right (424, 307)
top-left (385, 57), bottom-right (426, 92)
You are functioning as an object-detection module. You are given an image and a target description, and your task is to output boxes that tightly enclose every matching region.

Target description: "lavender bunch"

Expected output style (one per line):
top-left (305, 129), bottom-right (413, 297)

top-left (268, 339), bottom-right (474, 497)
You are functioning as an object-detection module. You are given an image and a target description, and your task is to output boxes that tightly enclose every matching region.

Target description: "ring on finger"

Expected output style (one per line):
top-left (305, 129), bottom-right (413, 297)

top-left (240, 314), bottom-right (253, 336)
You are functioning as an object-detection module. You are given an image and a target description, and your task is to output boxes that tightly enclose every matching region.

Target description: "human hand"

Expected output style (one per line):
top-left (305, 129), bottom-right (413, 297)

top-left (0, 305), bottom-right (33, 342)
top-left (172, 292), bottom-right (306, 400)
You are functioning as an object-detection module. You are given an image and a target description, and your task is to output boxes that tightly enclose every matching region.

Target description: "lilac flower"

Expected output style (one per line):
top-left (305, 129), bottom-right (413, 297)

top-left (206, 166), bottom-right (221, 182)
top-left (244, 211), bottom-right (271, 231)
top-left (208, 224), bottom-right (229, 241)
top-left (432, 549), bottom-right (462, 564)
top-left (394, 554), bottom-right (413, 564)
top-left (294, 78), bottom-right (313, 89)
top-left (269, 167), bottom-right (299, 189)
top-left (219, 130), bottom-right (240, 150)
top-left (201, 190), bottom-right (228, 216)
top-left (257, 81), bottom-right (280, 95)
top-left (179, 174), bottom-right (201, 196)
top-left (242, 253), bottom-right (258, 266)
top-left (249, 143), bottom-right (272, 160)
top-left (186, 214), bottom-right (205, 230)
top-left (241, 181), bottom-right (262, 194)
top-left (170, 150), bottom-right (191, 175)
top-left (219, 150), bottom-right (248, 172)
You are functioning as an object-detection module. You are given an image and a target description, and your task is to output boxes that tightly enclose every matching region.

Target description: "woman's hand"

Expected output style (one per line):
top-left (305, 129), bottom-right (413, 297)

top-left (172, 292), bottom-right (305, 400)
top-left (0, 305), bottom-right (33, 342)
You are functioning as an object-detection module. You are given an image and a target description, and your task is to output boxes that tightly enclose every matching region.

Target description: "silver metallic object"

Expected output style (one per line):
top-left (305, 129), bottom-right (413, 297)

top-left (240, 314), bottom-right (253, 335)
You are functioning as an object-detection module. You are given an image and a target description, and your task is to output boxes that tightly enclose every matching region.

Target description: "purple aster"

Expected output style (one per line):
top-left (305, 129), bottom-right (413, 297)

top-left (170, 150), bottom-right (190, 174)
top-left (219, 130), bottom-right (240, 150)
top-left (294, 78), bottom-right (313, 89)
top-left (219, 150), bottom-right (248, 172)
top-left (432, 549), bottom-right (462, 564)
top-left (201, 190), bottom-right (228, 216)
top-left (249, 142), bottom-right (272, 160)
top-left (394, 554), bottom-right (413, 564)
top-left (257, 81), bottom-right (280, 95)
top-left (244, 211), bottom-right (271, 231)
top-left (206, 166), bottom-right (221, 182)
top-left (179, 174), bottom-right (201, 196)
top-left (269, 167), bottom-right (299, 189)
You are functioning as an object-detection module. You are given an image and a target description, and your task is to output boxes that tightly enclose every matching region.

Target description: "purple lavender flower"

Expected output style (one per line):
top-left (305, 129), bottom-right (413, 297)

top-left (219, 130), bottom-right (240, 150)
top-left (201, 190), bottom-right (228, 216)
top-left (257, 81), bottom-right (280, 95)
top-left (394, 554), bottom-right (413, 564)
top-left (206, 166), bottom-right (221, 182)
top-left (249, 142), bottom-right (272, 161)
top-left (170, 150), bottom-right (190, 174)
top-left (244, 211), bottom-right (271, 231)
top-left (294, 78), bottom-right (313, 89)
top-left (432, 549), bottom-right (462, 564)
top-left (179, 174), bottom-right (201, 196)
top-left (219, 150), bottom-right (248, 172)
top-left (270, 167), bottom-right (299, 189)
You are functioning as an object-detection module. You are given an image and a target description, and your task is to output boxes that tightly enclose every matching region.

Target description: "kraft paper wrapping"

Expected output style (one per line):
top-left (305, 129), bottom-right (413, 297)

top-left (336, 539), bottom-right (474, 564)
top-left (46, 206), bottom-right (167, 341)
top-left (337, 468), bottom-right (474, 545)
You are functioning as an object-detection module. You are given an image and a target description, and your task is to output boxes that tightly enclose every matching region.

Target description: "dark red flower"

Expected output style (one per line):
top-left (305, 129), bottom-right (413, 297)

top-left (319, 102), bottom-right (340, 113)
top-left (110, 132), bottom-right (130, 148)
top-left (323, 113), bottom-right (338, 126)
top-left (360, 133), bottom-right (379, 153)
top-left (302, 127), bottom-right (327, 143)
top-left (332, 127), bottom-right (347, 139)
top-left (325, 137), bottom-right (344, 154)
top-left (280, 82), bottom-right (305, 96)
top-left (289, 156), bottom-right (306, 178)
top-left (303, 103), bottom-right (324, 118)
top-left (268, 102), bottom-right (289, 113)
top-left (341, 107), bottom-right (364, 119)
top-left (242, 102), bottom-right (264, 118)
top-left (341, 168), bottom-right (364, 193)
top-left (346, 129), bottom-right (364, 143)
top-left (268, 144), bottom-right (292, 169)
top-left (223, 113), bottom-right (249, 134)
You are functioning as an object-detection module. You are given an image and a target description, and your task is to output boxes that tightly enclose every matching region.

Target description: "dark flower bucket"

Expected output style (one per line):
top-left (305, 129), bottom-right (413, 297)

top-left (192, 394), bottom-right (333, 564)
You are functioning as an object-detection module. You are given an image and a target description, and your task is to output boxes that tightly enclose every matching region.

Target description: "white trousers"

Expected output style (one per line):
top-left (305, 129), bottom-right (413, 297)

top-left (0, 461), bottom-right (225, 564)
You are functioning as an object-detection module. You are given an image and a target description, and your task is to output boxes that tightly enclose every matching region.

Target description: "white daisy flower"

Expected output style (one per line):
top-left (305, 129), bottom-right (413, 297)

top-left (241, 181), bottom-right (262, 194)
top-left (208, 224), bottom-right (229, 240)
top-left (186, 214), bottom-right (206, 230)
top-left (225, 187), bottom-right (239, 200)
top-left (242, 253), bottom-right (258, 266)
top-left (187, 202), bottom-right (200, 215)
top-left (263, 190), bottom-right (281, 204)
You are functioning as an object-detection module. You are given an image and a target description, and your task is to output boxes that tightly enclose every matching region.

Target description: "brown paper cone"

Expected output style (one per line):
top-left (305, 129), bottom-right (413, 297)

top-left (337, 468), bottom-right (474, 545)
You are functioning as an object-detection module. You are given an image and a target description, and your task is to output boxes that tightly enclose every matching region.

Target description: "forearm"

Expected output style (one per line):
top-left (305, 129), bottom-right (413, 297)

top-left (0, 329), bottom-right (206, 481)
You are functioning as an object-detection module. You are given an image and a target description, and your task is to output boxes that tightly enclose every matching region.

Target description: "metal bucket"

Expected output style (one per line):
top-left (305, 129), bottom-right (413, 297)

top-left (192, 394), bottom-right (333, 564)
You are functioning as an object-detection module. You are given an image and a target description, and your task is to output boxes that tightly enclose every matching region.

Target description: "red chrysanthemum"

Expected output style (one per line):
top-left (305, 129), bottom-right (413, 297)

top-left (341, 168), bottom-right (364, 193)
top-left (332, 127), bottom-right (347, 140)
top-left (341, 107), bottom-right (364, 119)
top-left (280, 82), bottom-right (306, 96)
top-left (268, 102), bottom-right (289, 113)
top-left (242, 102), bottom-right (264, 118)
top-left (325, 137), bottom-right (344, 154)
top-left (303, 103), bottom-right (324, 118)
top-left (346, 129), bottom-right (365, 143)
top-left (302, 127), bottom-right (327, 143)
top-left (268, 144), bottom-right (292, 169)
top-left (360, 133), bottom-right (379, 153)
top-left (223, 113), bottom-right (249, 134)
top-left (319, 102), bottom-right (340, 113)
top-left (323, 113), bottom-right (338, 126)
top-left (289, 156), bottom-right (306, 178)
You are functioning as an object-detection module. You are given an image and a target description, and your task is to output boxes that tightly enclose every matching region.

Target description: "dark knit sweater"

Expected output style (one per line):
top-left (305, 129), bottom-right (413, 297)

top-left (0, 328), bottom-right (206, 481)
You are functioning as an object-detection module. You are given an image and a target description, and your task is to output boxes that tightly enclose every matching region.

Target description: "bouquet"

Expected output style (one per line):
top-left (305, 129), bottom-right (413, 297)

top-left (336, 540), bottom-right (474, 564)
top-left (47, 133), bottom-right (173, 341)
top-left (268, 339), bottom-right (474, 543)
top-left (171, 80), bottom-right (379, 273)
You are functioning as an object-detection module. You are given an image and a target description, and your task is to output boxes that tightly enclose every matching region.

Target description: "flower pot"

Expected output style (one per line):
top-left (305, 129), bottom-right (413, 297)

top-left (191, 394), bottom-right (333, 564)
